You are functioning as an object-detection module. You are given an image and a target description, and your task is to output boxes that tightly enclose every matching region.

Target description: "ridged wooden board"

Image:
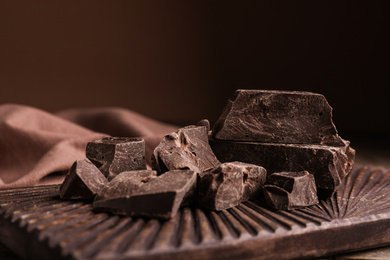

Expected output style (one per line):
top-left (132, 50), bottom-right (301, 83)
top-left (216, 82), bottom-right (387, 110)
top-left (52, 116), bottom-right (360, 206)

top-left (1, 166), bottom-right (390, 260)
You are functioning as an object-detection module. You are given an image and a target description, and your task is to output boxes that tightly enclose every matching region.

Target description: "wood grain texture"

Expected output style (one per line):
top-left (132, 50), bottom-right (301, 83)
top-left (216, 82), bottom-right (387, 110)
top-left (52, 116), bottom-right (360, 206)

top-left (1, 166), bottom-right (390, 260)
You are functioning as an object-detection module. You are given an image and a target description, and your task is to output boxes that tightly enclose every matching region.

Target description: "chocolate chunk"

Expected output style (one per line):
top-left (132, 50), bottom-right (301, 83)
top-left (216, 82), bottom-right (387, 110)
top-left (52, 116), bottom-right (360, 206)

top-left (93, 170), bottom-right (196, 219)
top-left (98, 170), bottom-right (158, 195)
top-left (197, 119), bottom-right (211, 132)
top-left (209, 138), bottom-right (355, 199)
top-left (263, 171), bottom-right (319, 210)
top-left (86, 137), bottom-right (146, 181)
top-left (197, 162), bottom-right (267, 211)
top-left (151, 125), bottom-right (220, 175)
top-left (60, 159), bottom-right (108, 199)
top-left (212, 89), bottom-right (345, 146)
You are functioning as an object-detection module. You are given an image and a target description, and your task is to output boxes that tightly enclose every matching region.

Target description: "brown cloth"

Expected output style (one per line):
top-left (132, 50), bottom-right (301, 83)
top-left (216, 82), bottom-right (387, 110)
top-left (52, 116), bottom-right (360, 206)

top-left (0, 104), bottom-right (178, 189)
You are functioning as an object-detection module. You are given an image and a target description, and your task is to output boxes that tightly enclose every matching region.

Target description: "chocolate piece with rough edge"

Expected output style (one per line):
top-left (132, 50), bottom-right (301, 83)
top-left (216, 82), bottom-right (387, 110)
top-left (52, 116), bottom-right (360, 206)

top-left (97, 170), bottom-right (158, 196)
top-left (151, 125), bottom-right (220, 175)
top-left (197, 119), bottom-right (211, 131)
top-left (212, 89), bottom-right (345, 146)
top-left (93, 170), bottom-right (196, 219)
top-left (209, 138), bottom-right (355, 199)
top-left (263, 171), bottom-right (319, 210)
top-left (60, 159), bottom-right (108, 200)
top-left (197, 161), bottom-right (267, 211)
top-left (86, 137), bottom-right (146, 181)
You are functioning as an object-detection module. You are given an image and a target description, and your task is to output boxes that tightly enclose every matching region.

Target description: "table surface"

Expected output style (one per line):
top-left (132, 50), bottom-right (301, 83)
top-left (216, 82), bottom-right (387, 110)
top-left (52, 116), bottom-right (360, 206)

top-left (1, 145), bottom-right (389, 260)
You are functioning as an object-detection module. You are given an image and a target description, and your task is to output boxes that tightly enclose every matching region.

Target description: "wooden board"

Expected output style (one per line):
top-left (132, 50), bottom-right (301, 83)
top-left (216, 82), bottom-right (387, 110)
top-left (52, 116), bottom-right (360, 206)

top-left (1, 166), bottom-right (390, 260)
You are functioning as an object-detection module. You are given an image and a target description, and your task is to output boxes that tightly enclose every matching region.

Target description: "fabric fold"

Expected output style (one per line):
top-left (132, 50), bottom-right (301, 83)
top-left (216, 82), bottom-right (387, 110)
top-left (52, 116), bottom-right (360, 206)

top-left (0, 104), bottom-right (178, 189)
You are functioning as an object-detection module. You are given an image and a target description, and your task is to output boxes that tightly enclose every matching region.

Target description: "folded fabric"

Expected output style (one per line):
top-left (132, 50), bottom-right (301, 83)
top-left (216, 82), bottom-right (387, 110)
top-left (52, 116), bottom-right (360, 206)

top-left (0, 104), bottom-right (177, 189)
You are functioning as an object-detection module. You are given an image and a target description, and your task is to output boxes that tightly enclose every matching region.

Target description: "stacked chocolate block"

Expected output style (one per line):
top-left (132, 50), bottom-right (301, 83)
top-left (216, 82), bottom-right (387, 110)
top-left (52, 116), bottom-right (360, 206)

top-left (209, 90), bottom-right (355, 201)
top-left (60, 89), bottom-right (355, 219)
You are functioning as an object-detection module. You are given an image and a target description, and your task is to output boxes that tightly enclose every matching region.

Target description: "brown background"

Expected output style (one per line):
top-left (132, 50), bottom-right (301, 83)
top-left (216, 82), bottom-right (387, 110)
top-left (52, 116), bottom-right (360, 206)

top-left (0, 0), bottom-right (388, 146)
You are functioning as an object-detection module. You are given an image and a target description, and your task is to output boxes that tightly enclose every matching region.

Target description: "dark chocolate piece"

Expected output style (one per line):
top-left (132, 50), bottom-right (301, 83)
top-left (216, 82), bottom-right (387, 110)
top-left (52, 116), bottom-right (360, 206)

top-left (209, 138), bottom-right (355, 199)
top-left (93, 170), bottom-right (196, 219)
top-left (97, 170), bottom-right (158, 196)
top-left (151, 125), bottom-right (220, 175)
top-left (197, 119), bottom-right (211, 132)
top-left (197, 162), bottom-right (267, 211)
top-left (60, 159), bottom-right (108, 199)
top-left (86, 137), bottom-right (146, 181)
top-left (263, 171), bottom-right (319, 210)
top-left (212, 89), bottom-right (345, 146)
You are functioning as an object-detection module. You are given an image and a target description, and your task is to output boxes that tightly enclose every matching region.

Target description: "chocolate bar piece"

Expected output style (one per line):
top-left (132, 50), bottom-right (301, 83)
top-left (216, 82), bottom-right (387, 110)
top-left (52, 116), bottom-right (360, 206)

top-left (96, 170), bottom-right (158, 196)
top-left (212, 89), bottom-right (345, 146)
top-left (209, 138), bottom-right (355, 199)
top-left (60, 159), bottom-right (108, 199)
top-left (93, 170), bottom-right (196, 219)
top-left (196, 119), bottom-right (211, 131)
top-left (151, 125), bottom-right (220, 175)
top-left (86, 137), bottom-right (146, 181)
top-left (197, 162), bottom-right (267, 211)
top-left (263, 171), bottom-right (319, 210)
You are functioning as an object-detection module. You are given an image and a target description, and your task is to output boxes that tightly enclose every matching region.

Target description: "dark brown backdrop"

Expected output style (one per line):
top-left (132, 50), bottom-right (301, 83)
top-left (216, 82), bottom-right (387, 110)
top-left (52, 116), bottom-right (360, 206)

top-left (0, 1), bottom-right (388, 144)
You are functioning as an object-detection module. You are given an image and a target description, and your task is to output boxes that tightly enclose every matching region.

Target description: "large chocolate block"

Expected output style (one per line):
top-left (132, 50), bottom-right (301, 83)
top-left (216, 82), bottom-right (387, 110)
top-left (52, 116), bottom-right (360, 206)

top-left (197, 162), bottom-right (267, 211)
top-left (209, 138), bottom-right (355, 198)
top-left (263, 171), bottom-right (319, 210)
top-left (212, 89), bottom-right (345, 146)
top-left (60, 159), bottom-right (108, 199)
top-left (86, 137), bottom-right (146, 181)
top-left (93, 170), bottom-right (196, 219)
top-left (151, 125), bottom-right (220, 175)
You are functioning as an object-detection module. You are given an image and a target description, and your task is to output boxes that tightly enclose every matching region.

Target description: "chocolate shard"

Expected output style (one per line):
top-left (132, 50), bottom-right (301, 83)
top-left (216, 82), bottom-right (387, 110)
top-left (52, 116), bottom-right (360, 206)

top-left (60, 159), bottom-right (108, 200)
top-left (96, 170), bottom-right (158, 196)
top-left (197, 162), bottom-right (267, 211)
top-left (93, 170), bottom-right (196, 219)
top-left (212, 89), bottom-right (345, 146)
top-left (209, 138), bottom-right (355, 199)
top-left (151, 125), bottom-right (220, 175)
top-left (263, 171), bottom-right (319, 210)
top-left (86, 137), bottom-right (146, 181)
top-left (196, 119), bottom-right (211, 132)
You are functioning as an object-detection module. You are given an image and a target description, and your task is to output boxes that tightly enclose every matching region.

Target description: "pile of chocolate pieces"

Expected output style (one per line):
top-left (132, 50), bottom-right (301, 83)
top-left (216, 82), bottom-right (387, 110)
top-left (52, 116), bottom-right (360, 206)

top-left (60, 90), bottom-right (355, 219)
